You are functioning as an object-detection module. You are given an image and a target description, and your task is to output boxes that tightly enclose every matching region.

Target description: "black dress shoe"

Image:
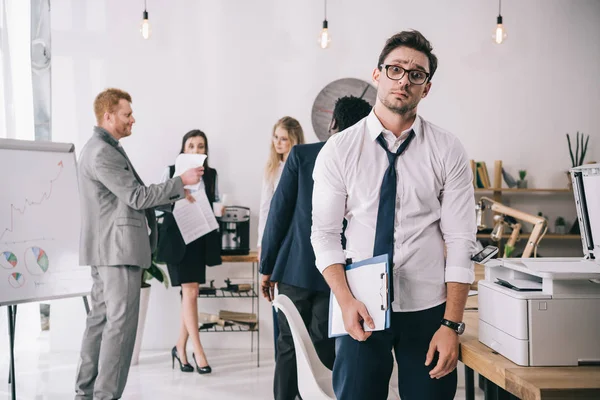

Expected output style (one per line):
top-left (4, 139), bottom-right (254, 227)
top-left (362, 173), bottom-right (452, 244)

top-left (192, 353), bottom-right (212, 374)
top-left (171, 346), bottom-right (194, 372)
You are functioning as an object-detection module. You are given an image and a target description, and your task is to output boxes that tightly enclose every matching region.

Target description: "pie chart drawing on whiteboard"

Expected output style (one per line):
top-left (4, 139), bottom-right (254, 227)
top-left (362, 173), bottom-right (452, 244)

top-left (1, 251), bottom-right (18, 269)
top-left (8, 272), bottom-right (25, 288)
top-left (25, 247), bottom-right (49, 275)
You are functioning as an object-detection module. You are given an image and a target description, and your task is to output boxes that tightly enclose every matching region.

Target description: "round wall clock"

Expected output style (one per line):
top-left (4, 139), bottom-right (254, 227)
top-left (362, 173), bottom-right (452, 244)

top-left (311, 77), bottom-right (377, 141)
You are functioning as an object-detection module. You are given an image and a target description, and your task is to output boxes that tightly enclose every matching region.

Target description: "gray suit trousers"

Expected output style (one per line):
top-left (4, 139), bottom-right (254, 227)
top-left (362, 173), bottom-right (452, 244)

top-left (75, 265), bottom-right (142, 400)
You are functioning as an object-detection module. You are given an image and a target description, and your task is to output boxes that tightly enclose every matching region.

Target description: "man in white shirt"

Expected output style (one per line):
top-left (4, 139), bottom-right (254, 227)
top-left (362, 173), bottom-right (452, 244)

top-left (311, 30), bottom-right (476, 400)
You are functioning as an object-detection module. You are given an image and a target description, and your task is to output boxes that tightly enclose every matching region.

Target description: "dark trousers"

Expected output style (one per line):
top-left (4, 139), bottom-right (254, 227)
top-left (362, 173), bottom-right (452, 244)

top-left (274, 282), bottom-right (335, 400)
top-left (333, 302), bottom-right (457, 400)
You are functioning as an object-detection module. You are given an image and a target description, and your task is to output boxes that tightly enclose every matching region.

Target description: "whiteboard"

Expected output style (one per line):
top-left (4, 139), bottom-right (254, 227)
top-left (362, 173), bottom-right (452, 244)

top-left (0, 139), bottom-right (91, 306)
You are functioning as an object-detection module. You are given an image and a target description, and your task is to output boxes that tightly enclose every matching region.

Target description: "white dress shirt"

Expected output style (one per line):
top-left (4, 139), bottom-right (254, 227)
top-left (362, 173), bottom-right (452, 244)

top-left (257, 160), bottom-right (285, 248)
top-left (311, 111), bottom-right (476, 312)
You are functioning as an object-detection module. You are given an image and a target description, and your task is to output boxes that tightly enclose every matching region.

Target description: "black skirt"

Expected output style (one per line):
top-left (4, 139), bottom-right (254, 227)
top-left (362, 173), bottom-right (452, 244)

top-left (167, 235), bottom-right (207, 286)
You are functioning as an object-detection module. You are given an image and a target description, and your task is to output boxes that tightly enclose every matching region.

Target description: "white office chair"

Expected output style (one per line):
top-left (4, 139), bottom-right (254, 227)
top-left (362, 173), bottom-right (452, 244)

top-left (272, 294), bottom-right (401, 400)
top-left (272, 294), bottom-right (336, 400)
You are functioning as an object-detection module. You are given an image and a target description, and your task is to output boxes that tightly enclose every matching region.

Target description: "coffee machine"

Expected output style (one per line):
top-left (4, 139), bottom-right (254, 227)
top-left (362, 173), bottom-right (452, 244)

top-left (218, 206), bottom-right (250, 255)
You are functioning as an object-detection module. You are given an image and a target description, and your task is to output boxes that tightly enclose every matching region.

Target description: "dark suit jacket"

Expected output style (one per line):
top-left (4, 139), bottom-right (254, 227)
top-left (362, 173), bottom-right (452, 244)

top-left (260, 143), bottom-right (330, 292)
top-left (156, 166), bottom-right (221, 267)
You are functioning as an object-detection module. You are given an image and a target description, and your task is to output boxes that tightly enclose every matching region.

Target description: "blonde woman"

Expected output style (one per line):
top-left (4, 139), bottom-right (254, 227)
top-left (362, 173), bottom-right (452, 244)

top-left (257, 116), bottom-right (305, 358)
top-left (258, 116), bottom-right (305, 253)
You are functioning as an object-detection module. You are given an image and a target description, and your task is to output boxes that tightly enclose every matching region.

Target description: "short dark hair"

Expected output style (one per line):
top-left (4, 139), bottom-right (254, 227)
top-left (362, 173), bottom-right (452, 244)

top-left (332, 96), bottom-right (372, 131)
top-left (180, 129), bottom-right (210, 167)
top-left (377, 30), bottom-right (438, 81)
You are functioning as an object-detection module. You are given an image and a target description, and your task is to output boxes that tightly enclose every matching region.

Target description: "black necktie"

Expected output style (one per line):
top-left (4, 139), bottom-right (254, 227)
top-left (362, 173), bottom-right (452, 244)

top-left (373, 130), bottom-right (415, 303)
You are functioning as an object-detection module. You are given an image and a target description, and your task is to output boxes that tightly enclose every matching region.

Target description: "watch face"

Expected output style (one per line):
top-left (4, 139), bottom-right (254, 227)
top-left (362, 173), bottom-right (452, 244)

top-left (311, 78), bottom-right (377, 141)
top-left (457, 322), bottom-right (466, 335)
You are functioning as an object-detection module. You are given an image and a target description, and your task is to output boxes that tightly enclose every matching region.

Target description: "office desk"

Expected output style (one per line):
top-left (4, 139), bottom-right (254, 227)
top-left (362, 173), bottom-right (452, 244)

top-left (460, 297), bottom-right (600, 400)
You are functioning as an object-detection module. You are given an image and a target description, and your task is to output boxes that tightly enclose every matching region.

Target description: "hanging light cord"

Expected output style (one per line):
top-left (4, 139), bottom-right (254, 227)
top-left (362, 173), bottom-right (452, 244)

top-left (144, 0), bottom-right (147, 12)
top-left (498, 0), bottom-right (502, 16)
top-left (324, 0), bottom-right (327, 21)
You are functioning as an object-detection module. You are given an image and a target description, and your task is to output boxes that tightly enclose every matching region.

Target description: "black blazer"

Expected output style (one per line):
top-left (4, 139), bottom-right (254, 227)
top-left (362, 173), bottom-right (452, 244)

top-left (260, 143), bottom-right (330, 292)
top-left (156, 165), bottom-right (222, 267)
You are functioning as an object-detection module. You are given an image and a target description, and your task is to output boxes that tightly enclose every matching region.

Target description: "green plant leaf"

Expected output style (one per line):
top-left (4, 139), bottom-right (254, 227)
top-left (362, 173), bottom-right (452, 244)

top-left (143, 259), bottom-right (170, 289)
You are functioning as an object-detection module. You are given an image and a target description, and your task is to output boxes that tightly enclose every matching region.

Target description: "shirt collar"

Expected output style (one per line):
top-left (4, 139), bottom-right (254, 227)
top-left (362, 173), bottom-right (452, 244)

top-left (366, 110), bottom-right (422, 142)
top-left (93, 126), bottom-right (120, 148)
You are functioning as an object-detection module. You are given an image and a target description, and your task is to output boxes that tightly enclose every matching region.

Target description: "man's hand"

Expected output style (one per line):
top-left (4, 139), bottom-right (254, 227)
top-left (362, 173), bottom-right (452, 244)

top-left (184, 189), bottom-right (196, 203)
top-left (340, 298), bottom-right (375, 342)
top-left (425, 325), bottom-right (459, 379)
top-left (260, 274), bottom-right (276, 302)
top-left (180, 166), bottom-right (204, 186)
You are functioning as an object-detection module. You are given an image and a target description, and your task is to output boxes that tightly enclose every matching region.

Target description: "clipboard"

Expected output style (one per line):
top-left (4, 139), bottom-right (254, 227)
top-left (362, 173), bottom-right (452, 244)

top-left (328, 254), bottom-right (391, 338)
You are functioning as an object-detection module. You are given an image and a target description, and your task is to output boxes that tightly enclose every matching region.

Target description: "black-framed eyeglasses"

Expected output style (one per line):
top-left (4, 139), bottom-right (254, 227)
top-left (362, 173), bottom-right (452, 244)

top-left (380, 64), bottom-right (430, 85)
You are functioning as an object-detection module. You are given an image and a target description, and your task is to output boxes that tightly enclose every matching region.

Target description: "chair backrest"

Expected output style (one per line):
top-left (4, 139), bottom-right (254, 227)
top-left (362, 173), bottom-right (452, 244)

top-left (272, 294), bottom-right (335, 399)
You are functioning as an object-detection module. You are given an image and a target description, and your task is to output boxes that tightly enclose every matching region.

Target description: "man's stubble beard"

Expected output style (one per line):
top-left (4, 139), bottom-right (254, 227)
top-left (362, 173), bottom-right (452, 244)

top-left (379, 91), bottom-right (418, 116)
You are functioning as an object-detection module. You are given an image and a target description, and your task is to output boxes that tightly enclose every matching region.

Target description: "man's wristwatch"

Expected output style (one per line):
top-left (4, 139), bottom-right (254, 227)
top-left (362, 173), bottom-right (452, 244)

top-left (441, 318), bottom-right (465, 335)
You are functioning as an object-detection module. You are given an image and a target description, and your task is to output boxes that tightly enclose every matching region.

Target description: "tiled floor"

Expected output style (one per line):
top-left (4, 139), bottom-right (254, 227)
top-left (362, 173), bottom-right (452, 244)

top-left (1, 337), bottom-right (484, 399)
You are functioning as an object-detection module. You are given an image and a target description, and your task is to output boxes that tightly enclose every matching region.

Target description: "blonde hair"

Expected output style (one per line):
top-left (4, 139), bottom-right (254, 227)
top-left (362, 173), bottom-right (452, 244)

top-left (264, 116), bottom-right (305, 183)
top-left (93, 88), bottom-right (132, 125)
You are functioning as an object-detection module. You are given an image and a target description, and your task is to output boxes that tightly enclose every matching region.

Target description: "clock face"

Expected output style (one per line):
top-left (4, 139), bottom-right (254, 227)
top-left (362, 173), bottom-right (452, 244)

top-left (311, 78), bottom-right (377, 142)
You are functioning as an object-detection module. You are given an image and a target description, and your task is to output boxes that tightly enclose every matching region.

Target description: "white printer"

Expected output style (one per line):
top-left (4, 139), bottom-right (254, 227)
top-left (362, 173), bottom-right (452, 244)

top-left (478, 164), bottom-right (600, 366)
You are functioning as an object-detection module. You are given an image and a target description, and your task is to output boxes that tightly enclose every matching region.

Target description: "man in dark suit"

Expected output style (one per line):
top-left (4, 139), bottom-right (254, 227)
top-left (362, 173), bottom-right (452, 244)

top-left (260, 96), bottom-right (372, 400)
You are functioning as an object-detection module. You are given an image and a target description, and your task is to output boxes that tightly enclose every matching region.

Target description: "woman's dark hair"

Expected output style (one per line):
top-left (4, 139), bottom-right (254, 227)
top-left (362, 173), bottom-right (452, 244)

top-left (377, 30), bottom-right (438, 81)
top-left (180, 129), bottom-right (209, 168)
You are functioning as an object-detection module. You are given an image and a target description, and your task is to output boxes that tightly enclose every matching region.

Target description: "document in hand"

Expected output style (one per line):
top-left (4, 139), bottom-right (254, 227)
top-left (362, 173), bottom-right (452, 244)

top-left (174, 153), bottom-right (207, 190)
top-left (328, 254), bottom-right (391, 338)
top-left (173, 190), bottom-right (219, 244)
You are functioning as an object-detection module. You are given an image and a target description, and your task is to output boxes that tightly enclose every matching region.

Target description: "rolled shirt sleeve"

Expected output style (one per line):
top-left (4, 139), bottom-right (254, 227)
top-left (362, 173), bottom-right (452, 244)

top-left (440, 137), bottom-right (477, 284)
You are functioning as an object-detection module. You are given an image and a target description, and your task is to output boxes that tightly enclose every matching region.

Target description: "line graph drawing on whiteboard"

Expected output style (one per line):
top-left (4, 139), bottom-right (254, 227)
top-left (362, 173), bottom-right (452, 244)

top-left (1, 237), bottom-right (56, 246)
top-left (0, 160), bottom-right (64, 242)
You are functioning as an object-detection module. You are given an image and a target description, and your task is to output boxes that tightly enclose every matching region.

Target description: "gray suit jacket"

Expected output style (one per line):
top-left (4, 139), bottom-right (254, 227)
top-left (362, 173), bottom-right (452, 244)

top-left (78, 127), bottom-right (185, 268)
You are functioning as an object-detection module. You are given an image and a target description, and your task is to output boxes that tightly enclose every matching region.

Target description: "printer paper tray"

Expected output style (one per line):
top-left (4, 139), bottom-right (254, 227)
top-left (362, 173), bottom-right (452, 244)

top-left (479, 319), bottom-right (529, 366)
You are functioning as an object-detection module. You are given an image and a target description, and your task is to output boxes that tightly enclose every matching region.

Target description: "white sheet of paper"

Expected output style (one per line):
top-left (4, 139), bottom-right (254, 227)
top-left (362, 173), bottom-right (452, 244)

top-left (172, 190), bottom-right (219, 244)
top-left (329, 261), bottom-right (388, 337)
top-left (174, 153), bottom-right (207, 190)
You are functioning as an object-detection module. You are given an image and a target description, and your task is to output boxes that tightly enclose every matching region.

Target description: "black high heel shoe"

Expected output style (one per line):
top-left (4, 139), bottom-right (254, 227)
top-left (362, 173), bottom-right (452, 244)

top-left (192, 353), bottom-right (212, 374)
top-left (171, 346), bottom-right (194, 372)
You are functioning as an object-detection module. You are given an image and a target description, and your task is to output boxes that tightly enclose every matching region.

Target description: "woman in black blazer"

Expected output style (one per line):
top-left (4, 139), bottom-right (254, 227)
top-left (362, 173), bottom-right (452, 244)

top-left (156, 129), bottom-right (222, 374)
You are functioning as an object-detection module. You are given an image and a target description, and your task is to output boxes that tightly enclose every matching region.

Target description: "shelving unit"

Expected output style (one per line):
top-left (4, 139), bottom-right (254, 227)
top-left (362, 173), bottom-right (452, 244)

top-left (197, 251), bottom-right (260, 367)
top-left (476, 233), bottom-right (580, 240)
top-left (475, 188), bottom-right (572, 193)
top-left (474, 187), bottom-right (581, 248)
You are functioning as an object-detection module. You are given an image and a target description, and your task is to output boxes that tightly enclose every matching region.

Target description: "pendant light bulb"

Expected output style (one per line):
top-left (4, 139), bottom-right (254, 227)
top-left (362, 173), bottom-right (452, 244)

top-left (493, 0), bottom-right (507, 44)
top-left (318, 0), bottom-right (331, 49)
top-left (140, 10), bottom-right (151, 39)
top-left (493, 16), bottom-right (507, 44)
top-left (319, 20), bottom-right (331, 49)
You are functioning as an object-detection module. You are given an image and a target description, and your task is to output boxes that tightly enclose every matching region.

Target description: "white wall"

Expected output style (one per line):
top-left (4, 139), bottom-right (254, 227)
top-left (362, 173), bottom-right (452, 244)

top-left (41, 0), bottom-right (600, 352)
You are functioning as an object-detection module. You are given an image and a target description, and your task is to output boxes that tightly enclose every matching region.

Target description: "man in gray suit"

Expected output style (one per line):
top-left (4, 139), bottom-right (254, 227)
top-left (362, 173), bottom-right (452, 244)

top-left (75, 88), bottom-right (203, 400)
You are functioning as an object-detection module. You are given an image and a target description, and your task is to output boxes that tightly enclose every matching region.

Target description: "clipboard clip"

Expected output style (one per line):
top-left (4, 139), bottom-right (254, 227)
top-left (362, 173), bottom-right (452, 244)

top-left (379, 272), bottom-right (389, 311)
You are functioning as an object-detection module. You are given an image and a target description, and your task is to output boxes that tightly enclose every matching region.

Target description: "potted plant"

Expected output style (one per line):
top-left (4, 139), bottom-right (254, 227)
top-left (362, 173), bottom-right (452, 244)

top-left (517, 170), bottom-right (528, 188)
top-left (555, 217), bottom-right (567, 235)
top-left (131, 258), bottom-right (170, 365)
top-left (566, 132), bottom-right (590, 188)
